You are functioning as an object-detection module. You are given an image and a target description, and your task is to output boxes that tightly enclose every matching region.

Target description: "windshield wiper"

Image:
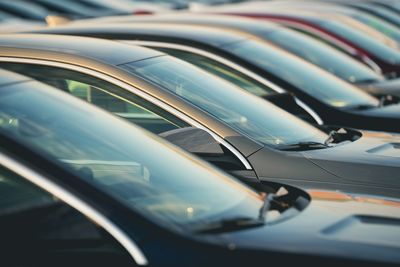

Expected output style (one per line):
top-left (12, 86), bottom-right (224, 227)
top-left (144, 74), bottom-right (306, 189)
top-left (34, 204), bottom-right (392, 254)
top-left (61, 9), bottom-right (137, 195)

top-left (196, 190), bottom-right (290, 234)
top-left (278, 141), bottom-right (329, 151)
top-left (345, 104), bottom-right (377, 111)
top-left (258, 193), bottom-right (289, 221)
top-left (195, 216), bottom-right (265, 234)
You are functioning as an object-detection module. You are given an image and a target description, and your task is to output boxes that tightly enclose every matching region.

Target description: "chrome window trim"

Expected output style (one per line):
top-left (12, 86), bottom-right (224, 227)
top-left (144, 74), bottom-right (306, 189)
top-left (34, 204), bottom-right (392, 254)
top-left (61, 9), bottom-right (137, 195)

top-left (0, 151), bottom-right (148, 265)
top-left (121, 40), bottom-right (324, 125)
top-left (0, 57), bottom-right (252, 170)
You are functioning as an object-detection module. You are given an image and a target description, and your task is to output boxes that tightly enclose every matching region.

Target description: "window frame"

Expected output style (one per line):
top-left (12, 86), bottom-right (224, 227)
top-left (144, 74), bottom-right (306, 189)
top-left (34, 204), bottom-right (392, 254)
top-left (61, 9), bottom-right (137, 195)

top-left (0, 151), bottom-right (148, 265)
top-left (121, 40), bottom-right (323, 125)
top-left (0, 56), bottom-right (252, 170)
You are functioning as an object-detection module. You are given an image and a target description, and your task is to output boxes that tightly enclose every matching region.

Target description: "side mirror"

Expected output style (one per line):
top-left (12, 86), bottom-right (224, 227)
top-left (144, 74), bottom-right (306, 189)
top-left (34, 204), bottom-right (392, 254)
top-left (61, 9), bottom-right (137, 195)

top-left (159, 127), bottom-right (224, 156)
top-left (262, 93), bottom-right (316, 124)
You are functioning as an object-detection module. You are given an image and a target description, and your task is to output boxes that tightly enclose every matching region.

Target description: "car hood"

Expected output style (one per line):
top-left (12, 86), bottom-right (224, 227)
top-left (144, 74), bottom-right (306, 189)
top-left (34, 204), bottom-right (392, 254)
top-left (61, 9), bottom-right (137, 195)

top-left (217, 190), bottom-right (400, 265)
top-left (302, 131), bottom-right (400, 189)
top-left (358, 78), bottom-right (400, 98)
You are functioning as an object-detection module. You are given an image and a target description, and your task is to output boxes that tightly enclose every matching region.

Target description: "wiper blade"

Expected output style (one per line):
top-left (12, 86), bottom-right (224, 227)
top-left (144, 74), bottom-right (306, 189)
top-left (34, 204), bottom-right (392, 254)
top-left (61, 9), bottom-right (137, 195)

top-left (278, 141), bottom-right (328, 151)
top-left (345, 104), bottom-right (377, 111)
top-left (196, 189), bottom-right (291, 234)
top-left (195, 216), bottom-right (264, 234)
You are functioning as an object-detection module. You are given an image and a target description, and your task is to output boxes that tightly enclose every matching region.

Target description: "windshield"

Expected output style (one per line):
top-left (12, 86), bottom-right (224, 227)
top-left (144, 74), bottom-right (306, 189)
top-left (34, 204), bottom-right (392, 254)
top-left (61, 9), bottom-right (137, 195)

top-left (156, 47), bottom-right (274, 97)
top-left (0, 79), bottom-right (263, 229)
top-left (320, 20), bottom-right (400, 64)
top-left (352, 12), bottom-right (400, 43)
top-left (265, 29), bottom-right (384, 83)
top-left (226, 40), bottom-right (380, 109)
top-left (123, 56), bottom-right (328, 146)
top-left (354, 3), bottom-right (400, 27)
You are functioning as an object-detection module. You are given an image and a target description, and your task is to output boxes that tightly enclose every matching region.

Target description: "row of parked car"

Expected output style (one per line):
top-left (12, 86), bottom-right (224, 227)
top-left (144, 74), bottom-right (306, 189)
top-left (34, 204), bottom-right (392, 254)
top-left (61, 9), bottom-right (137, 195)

top-left (0, 0), bottom-right (400, 266)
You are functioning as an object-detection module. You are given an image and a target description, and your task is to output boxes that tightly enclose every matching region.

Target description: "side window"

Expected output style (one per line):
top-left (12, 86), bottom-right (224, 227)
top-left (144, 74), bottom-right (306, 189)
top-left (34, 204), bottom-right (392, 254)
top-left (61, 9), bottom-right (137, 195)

top-left (0, 63), bottom-right (189, 134)
top-left (0, 62), bottom-right (246, 171)
top-left (0, 165), bottom-right (134, 267)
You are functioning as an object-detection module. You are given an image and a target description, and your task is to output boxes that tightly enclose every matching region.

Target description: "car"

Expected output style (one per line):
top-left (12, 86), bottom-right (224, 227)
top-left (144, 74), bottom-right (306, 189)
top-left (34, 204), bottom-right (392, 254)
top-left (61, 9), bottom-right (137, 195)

top-left (258, 0), bottom-right (400, 44)
top-left (2, 68), bottom-right (400, 267)
top-left (341, 1), bottom-right (400, 28)
top-left (0, 0), bottom-right (49, 21)
top-left (1, 34), bottom-right (400, 199)
top-left (31, 23), bottom-right (400, 133)
top-left (29, 0), bottom-right (125, 19)
top-left (85, 13), bottom-right (400, 98)
top-left (70, 0), bottom-right (174, 14)
top-left (371, 0), bottom-right (400, 14)
top-left (199, 2), bottom-right (400, 76)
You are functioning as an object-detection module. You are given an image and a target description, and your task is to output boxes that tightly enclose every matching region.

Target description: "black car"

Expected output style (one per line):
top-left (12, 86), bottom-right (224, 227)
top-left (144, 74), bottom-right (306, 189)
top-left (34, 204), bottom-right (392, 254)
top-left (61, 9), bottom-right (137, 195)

top-left (32, 23), bottom-right (400, 133)
top-left (1, 34), bottom-right (400, 199)
top-left (84, 13), bottom-right (400, 98)
top-left (2, 68), bottom-right (400, 267)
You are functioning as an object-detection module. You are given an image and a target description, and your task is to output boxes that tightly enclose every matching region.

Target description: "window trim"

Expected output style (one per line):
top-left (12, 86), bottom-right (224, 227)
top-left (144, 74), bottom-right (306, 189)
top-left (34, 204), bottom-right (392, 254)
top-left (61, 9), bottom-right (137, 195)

top-left (121, 40), bottom-right (324, 125)
top-left (0, 56), bottom-right (252, 170)
top-left (0, 151), bottom-right (149, 265)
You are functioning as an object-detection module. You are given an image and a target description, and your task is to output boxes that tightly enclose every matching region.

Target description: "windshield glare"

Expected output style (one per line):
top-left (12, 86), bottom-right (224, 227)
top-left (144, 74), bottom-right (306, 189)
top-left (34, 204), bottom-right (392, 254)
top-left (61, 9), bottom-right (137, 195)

top-left (320, 20), bottom-right (400, 64)
top-left (156, 47), bottom-right (274, 97)
top-left (226, 40), bottom-right (380, 108)
top-left (123, 56), bottom-right (328, 146)
top-left (0, 80), bottom-right (263, 229)
top-left (265, 29), bottom-right (384, 83)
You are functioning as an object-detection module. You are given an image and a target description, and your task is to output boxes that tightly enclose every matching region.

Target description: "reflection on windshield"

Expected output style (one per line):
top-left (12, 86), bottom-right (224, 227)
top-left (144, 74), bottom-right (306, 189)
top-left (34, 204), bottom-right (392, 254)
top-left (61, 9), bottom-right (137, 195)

top-left (265, 29), bottom-right (383, 83)
top-left (352, 13), bottom-right (400, 43)
top-left (157, 47), bottom-right (274, 97)
top-left (226, 40), bottom-right (380, 108)
top-left (123, 56), bottom-right (329, 146)
top-left (320, 20), bottom-right (400, 64)
top-left (0, 80), bottom-right (263, 229)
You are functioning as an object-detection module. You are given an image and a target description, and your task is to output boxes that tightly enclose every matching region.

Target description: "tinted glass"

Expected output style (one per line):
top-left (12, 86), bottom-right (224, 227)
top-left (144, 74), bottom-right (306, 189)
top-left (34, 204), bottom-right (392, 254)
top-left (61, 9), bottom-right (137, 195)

top-left (320, 20), bottom-right (400, 64)
top-left (0, 63), bottom-right (189, 134)
top-left (0, 166), bottom-right (133, 266)
top-left (0, 80), bottom-right (262, 228)
top-left (156, 47), bottom-right (274, 96)
top-left (123, 56), bottom-right (328, 146)
top-left (353, 3), bottom-right (400, 27)
top-left (352, 13), bottom-right (400, 43)
top-left (226, 40), bottom-right (380, 109)
top-left (265, 29), bottom-right (383, 83)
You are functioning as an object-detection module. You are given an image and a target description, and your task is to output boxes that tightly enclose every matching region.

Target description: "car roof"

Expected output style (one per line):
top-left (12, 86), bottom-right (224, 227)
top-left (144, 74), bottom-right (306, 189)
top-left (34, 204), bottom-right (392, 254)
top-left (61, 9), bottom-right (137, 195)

top-left (31, 23), bottom-right (253, 47)
top-left (0, 33), bottom-right (164, 65)
top-left (0, 68), bottom-right (32, 87)
top-left (72, 13), bottom-right (284, 35)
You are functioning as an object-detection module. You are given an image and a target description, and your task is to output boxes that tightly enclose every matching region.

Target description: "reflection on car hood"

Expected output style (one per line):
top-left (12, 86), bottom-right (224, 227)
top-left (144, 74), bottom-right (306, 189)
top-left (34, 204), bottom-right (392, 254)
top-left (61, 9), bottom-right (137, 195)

top-left (219, 190), bottom-right (400, 265)
top-left (302, 131), bottom-right (400, 188)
